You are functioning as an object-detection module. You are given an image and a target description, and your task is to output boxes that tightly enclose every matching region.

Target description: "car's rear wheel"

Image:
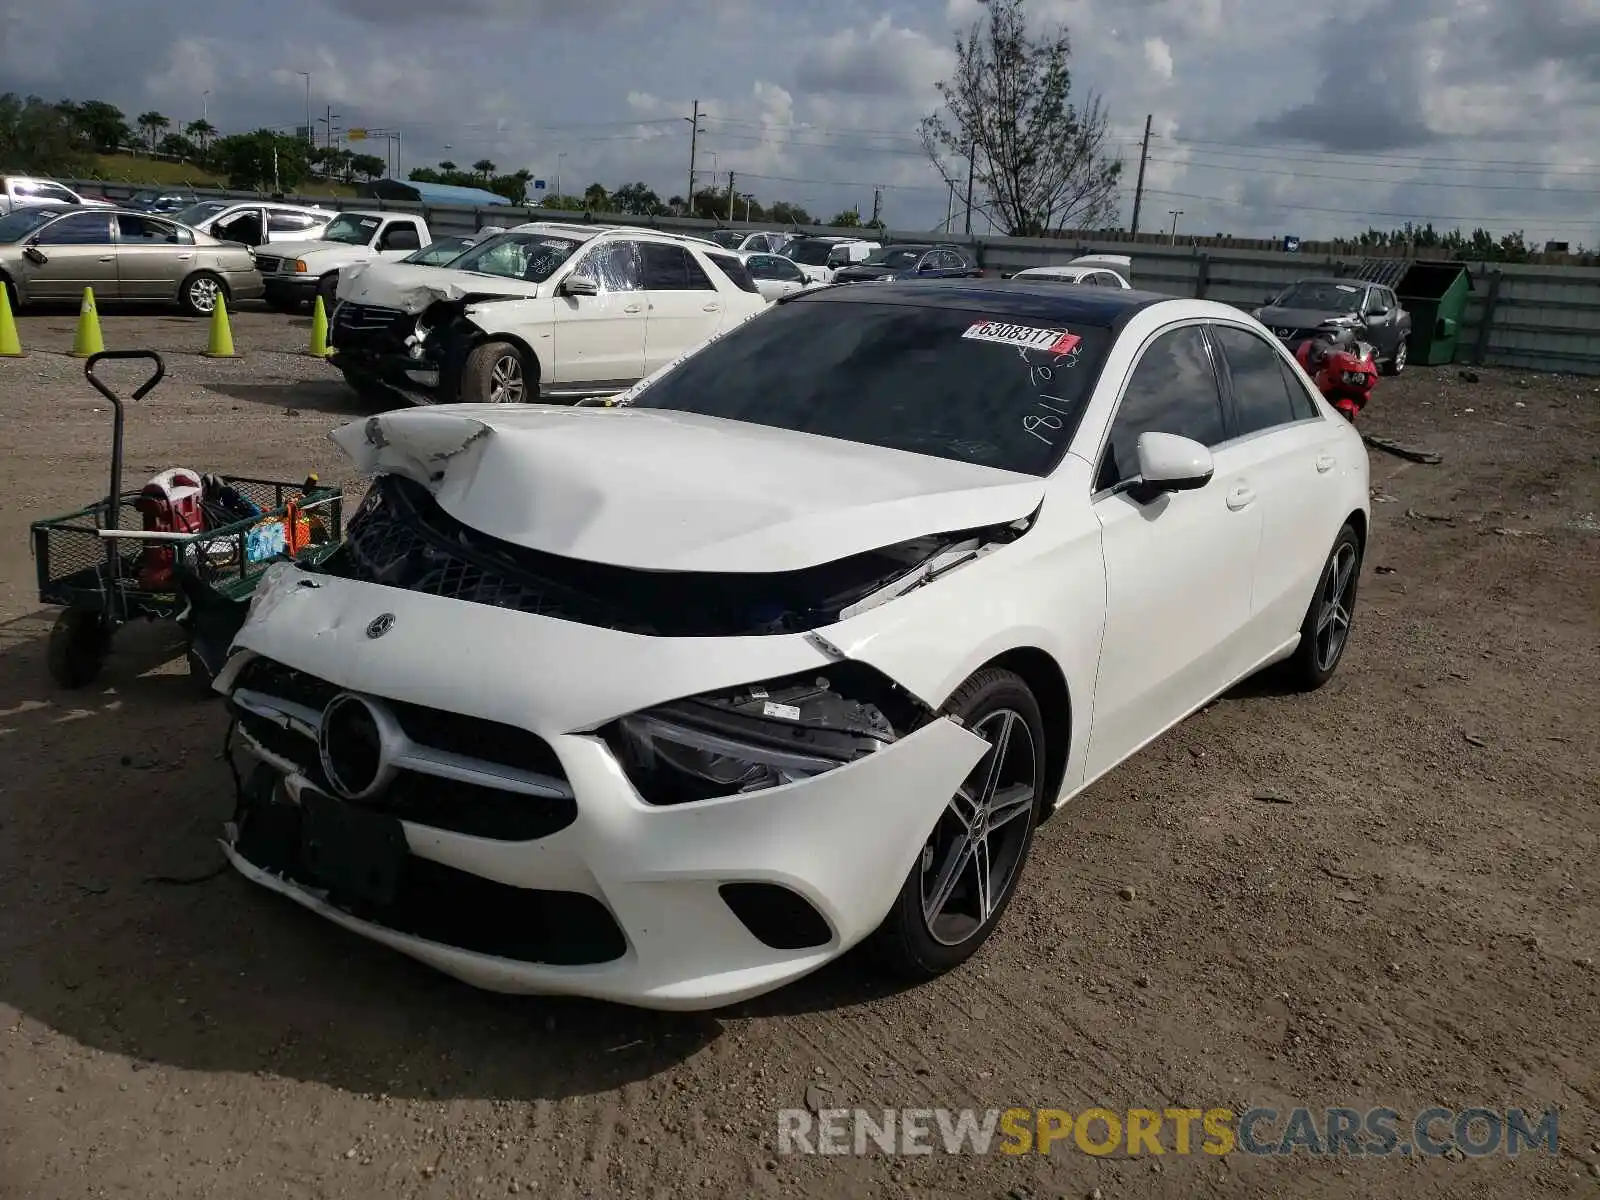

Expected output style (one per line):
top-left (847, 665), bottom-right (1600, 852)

top-left (460, 341), bottom-right (534, 404)
top-left (1280, 522), bottom-right (1363, 690)
top-left (179, 271), bottom-right (226, 317)
top-left (871, 667), bottom-right (1045, 980)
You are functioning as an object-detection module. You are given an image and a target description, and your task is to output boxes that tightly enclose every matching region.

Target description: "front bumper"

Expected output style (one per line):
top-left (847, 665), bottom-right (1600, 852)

top-left (262, 275), bottom-right (318, 304)
top-left (223, 270), bottom-right (266, 301)
top-left (215, 570), bottom-right (988, 1010)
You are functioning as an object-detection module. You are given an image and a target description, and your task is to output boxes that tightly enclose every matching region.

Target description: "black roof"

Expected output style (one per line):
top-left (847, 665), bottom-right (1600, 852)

top-left (793, 277), bottom-right (1170, 327)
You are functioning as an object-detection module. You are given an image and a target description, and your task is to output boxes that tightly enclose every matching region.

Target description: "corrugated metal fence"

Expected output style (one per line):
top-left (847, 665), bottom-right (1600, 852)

top-left (74, 181), bottom-right (1600, 375)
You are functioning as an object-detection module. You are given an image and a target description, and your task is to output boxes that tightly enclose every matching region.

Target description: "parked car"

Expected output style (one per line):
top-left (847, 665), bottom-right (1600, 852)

top-left (1009, 254), bottom-right (1132, 288)
top-left (215, 279), bottom-right (1369, 1011)
top-left (704, 229), bottom-right (791, 254)
top-left (1253, 277), bottom-right (1413, 375)
top-left (831, 242), bottom-right (982, 283)
top-left (121, 189), bottom-right (201, 215)
top-left (0, 175), bottom-right (117, 215)
top-left (173, 200), bottom-right (337, 251)
top-left (0, 206), bottom-right (262, 315)
top-left (738, 249), bottom-right (820, 301)
top-left (328, 222), bottom-right (768, 405)
top-left (255, 211), bottom-right (431, 312)
top-left (781, 234), bottom-right (880, 283)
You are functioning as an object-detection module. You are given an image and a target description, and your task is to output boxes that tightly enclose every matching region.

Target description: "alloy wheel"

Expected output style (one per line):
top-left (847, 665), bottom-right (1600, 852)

top-left (488, 354), bottom-right (525, 403)
top-left (919, 708), bottom-right (1038, 947)
top-left (1315, 543), bottom-right (1359, 672)
top-left (188, 276), bottom-right (219, 313)
top-left (1394, 340), bottom-right (1408, 371)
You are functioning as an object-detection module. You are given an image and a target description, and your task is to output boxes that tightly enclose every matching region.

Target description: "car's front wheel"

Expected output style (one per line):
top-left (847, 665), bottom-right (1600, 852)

top-left (1280, 522), bottom-right (1363, 690)
top-left (1382, 335), bottom-right (1409, 376)
top-left (460, 341), bottom-right (534, 404)
top-left (871, 667), bottom-right (1045, 979)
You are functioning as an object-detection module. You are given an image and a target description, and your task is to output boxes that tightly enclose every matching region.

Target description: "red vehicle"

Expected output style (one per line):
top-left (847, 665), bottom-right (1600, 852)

top-left (1296, 329), bottom-right (1378, 422)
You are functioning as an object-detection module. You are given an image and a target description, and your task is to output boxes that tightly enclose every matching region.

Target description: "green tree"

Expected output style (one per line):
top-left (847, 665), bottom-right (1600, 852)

top-left (136, 110), bottom-right (170, 153)
top-left (66, 99), bottom-right (132, 153)
top-left (920, 0), bottom-right (1122, 236)
top-left (157, 132), bottom-right (197, 160)
top-left (612, 181), bottom-right (663, 215)
top-left (0, 93), bottom-right (93, 175)
top-left (768, 200), bottom-right (813, 225)
top-left (472, 158), bottom-right (496, 179)
top-left (539, 192), bottom-right (586, 211)
top-left (438, 160), bottom-right (458, 172)
top-left (830, 208), bottom-right (861, 227)
top-left (211, 129), bottom-right (311, 191)
top-left (350, 152), bottom-right (386, 181)
top-left (489, 168), bottom-right (533, 204)
top-left (184, 118), bottom-right (216, 153)
top-left (583, 181), bottom-right (611, 210)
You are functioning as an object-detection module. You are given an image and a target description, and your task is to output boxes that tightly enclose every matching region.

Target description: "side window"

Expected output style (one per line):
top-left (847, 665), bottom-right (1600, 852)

top-left (35, 213), bottom-right (113, 244)
top-left (1211, 325), bottom-right (1301, 437)
top-left (35, 183), bottom-right (79, 203)
top-left (1278, 358), bottom-right (1320, 421)
top-left (776, 257), bottom-right (806, 283)
top-left (745, 254), bottom-right (777, 280)
top-left (379, 221), bottom-right (421, 251)
top-left (267, 211), bottom-right (317, 233)
top-left (579, 241), bottom-right (642, 291)
top-left (640, 242), bottom-right (713, 290)
top-left (116, 214), bottom-right (182, 243)
top-left (1097, 326), bottom-right (1225, 492)
top-left (704, 252), bottom-right (761, 294)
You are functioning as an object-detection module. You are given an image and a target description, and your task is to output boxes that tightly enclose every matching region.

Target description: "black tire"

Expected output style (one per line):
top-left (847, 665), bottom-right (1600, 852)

top-left (179, 270), bottom-right (227, 317)
top-left (1280, 523), bottom-right (1363, 691)
top-left (47, 609), bottom-right (109, 688)
top-left (459, 340), bottom-right (535, 404)
top-left (870, 667), bottom-right (1046, 980)
top-left (1381, 334), bottom-right (1408, 376)
top-left (316, 273), bottom-right (339, 316)
top-left (338, 367), bottom-right (403, 407)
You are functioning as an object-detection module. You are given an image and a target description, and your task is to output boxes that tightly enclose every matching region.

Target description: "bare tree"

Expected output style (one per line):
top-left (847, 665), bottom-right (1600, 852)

top-left (921, 0), bottom-right (1122, 237)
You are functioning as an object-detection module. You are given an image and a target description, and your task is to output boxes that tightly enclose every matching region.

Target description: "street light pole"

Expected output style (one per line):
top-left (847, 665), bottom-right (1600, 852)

top-left (202, 90), bottom-right (210, 123)
top-left (556, 152), bottom-right (566, 199)
top-left (296, 72), bottom-right (311, 143)
top-left (1168, 209), bottom-right (1183, 243)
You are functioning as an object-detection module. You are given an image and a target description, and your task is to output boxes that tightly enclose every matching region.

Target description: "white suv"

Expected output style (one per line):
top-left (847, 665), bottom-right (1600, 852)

top-left (328, 223), bottom-right (771, 405)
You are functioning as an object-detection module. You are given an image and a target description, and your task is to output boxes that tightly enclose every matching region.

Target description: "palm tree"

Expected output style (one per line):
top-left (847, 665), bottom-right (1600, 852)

top-left (136, 111), bottom-right (170, 153)
top-left (472, 158), bottom-right (496, 180)
top-left (185, 118), bottom-right (216, 153)
top-left (438, 160), bottom-right (458, 173)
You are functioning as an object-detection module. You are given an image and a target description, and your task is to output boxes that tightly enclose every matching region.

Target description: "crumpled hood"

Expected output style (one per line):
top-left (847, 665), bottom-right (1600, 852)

top-left (340, 263), bottom-right (543, 313)
top-left (270, 239), bottom-right (373, 261)
top-left (1260, 306), bottom-right (1360, 331)
top-left (329, 405), bottom-right (1044, 573)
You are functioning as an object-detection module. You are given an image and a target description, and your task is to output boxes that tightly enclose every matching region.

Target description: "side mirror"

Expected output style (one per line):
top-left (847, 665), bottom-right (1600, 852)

top-left (561, 275), bottom-right (599, 297)
top-left (1125, 433), bottom-right (1214, 504)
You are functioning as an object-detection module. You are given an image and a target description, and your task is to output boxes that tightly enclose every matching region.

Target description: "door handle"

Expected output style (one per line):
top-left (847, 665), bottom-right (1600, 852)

top-left (1315, 453), bottom-right (1336, 473)
top-left (1225, 486), bottom-right (1256, 511)
top-left (623, 304), bottom-right (643, 313)
top-left (176, 253), bottom-right (193, 261)
top-left (702, 302), bottom-right (721, 312)
top-left (98, 255), bottom-right (114, 262)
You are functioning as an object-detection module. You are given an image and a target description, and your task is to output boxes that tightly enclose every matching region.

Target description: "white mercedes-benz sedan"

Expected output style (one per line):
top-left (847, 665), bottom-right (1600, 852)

top-left (215, 280), bottom-right (1370, 1011)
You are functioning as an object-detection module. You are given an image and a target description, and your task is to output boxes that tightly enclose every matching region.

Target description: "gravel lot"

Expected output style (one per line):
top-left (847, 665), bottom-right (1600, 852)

top-left (1, 310), bottom-right (1597, 1200)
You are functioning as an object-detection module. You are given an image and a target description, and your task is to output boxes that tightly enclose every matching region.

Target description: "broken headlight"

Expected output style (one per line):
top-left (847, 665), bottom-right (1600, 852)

top-left (604, 670), bottom-right (905, 806)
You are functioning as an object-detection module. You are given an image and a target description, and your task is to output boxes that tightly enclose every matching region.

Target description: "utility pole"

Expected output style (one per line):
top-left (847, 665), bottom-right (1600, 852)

top-left (870, 185), bottom-right (882, 228)
top-left (297, 72), bottom-right (311, 144)
top-left (727, 170), bottom-right (736, 221)
top-left (963, 139), bottom-right (976, 235)
top-left (945, 180), bottom-right (955, 232)
top-left (1130, 113), bottom-right (1153, 238)
top-left (1168, 209), bottom-right (1183, 243)
top-left (684, 100), bottom-right (702, 210)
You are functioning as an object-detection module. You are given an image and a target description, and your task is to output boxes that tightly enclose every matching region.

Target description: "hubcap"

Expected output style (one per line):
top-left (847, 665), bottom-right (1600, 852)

top-left (919, 708), bottom-right (1037, 946)
top-left (190, 277), bottom-right (219, 312)
top-left (1315, 543), bottom-right (1358, 672)
top-left (488, 354), bottom-right (525, 403)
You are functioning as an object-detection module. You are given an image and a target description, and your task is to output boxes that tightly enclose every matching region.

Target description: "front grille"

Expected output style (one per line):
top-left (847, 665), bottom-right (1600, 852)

top-left (334, 303), bottom-right (408, 333)
top-left (254, 255), bottom-right (281, 273)
top-left (232, 656), bottom-right (576, 841)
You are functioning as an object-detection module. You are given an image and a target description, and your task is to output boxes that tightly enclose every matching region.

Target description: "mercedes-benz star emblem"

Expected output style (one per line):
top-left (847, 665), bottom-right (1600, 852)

top-left (318, 692), bottom-right (397, 800)
top-left (366, 613), bottom-right (395, 639)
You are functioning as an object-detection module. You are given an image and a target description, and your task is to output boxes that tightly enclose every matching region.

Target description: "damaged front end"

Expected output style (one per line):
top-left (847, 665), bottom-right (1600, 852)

top-left (310, 472), bottom-right (1035, 637)
top-left (329, 296), bottom-right (513, 403)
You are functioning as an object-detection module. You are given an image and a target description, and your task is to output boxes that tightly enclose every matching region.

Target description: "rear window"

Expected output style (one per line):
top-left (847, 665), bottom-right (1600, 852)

top-left (706, 252), bottom-right (761, 293)
top-left (622, 298), bottom-right (1111, 477)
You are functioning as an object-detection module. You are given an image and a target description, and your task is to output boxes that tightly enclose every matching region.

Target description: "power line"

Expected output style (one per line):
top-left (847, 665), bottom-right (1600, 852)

top-left (1144, 155), bottom-right (1598, 193)
top-left (1139, 187), bottom-right (1600, 228)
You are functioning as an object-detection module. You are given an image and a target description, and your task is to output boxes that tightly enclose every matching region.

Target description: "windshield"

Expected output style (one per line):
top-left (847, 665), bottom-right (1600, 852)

top-left (448, 232), bottom-right (582, 281)
top-left (784, 240), bottom-right (840, 266)
top-left (705, 230), bottom-right (745, 249)
top-left (0, 208), bottom-right (67, 243)
top-left (1273, 281), bottom-right (1365, 312)
top-left (622, 298), bottom-right (1111, 476)
top-left (403, 237), bottom-right (469, 265)
top-left (173, 201), bottom-right (228, 227)
top-left (862, 247), bottom-right (923, 269)
top-left (321, 213), bottom-right (383, 246)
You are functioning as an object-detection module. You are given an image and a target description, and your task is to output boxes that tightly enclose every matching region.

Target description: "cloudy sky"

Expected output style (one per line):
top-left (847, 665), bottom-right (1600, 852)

top-left (3, 0), bottom-right (1596, 243)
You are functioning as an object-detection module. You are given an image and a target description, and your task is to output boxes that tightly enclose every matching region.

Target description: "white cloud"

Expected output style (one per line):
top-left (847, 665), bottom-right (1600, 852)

top-left (1142, 36), bottom-right (1173, 81)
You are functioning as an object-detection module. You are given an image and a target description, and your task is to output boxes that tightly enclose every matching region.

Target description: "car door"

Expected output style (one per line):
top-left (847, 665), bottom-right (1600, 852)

top-left (212, 206), bottom-right (267, 248)
top-left (548, 238), bottom-right (646, 389)
top-left (266, 209), bottom-right (323, 242)
top-left (1207, 322), bottom-right (1347, 655)
top-left (113, 213), bottom-right (194, 300)
top-left (1082, 323), bottom-right (1262, 779)
top-left (640, 241), bottom-right (723, 373)
top-left (21, 211), bottom-right (119, 300)
top-left (1359, 286), bottom-right (1395, 356)
top-left (376, 219), bottom-right (423, 260)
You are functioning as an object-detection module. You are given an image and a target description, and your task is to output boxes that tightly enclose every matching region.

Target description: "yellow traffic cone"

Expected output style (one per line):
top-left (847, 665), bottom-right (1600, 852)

top-left (71, 287), bottom-right (104, 358)
top-left (204, 294), bottom-right (238, 358)
top-left (309, 295), bottom-right (331, 357)
top-left (0, 283), bottom-right (21, 357)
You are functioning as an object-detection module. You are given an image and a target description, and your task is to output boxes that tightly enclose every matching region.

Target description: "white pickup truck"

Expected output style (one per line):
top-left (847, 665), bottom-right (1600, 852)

top-left (255, 210), bottom-right (431, 312)
top-left (0, 175), bottom-right (117, 215)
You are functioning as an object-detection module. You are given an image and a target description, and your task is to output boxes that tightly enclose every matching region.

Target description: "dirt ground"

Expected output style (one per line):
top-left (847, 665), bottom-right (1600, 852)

top-left (1, 311), bottom-right (1597, 1200)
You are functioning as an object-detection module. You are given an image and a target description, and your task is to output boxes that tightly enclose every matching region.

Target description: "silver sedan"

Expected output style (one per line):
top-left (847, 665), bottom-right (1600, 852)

top-left (0, 205), bottom-right (263, 316)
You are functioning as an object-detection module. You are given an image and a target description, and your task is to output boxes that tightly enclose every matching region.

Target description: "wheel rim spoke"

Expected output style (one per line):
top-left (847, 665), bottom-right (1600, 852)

top-left (921, 832), bottom-right (974, 927)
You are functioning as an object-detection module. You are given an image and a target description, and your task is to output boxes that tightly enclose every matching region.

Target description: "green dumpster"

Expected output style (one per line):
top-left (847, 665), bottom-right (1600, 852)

top-left (1394, 261), bottom-right (1473, 365)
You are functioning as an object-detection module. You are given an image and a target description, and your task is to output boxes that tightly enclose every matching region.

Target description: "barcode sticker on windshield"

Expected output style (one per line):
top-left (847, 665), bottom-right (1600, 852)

top-left (963, 320), bottom-right (1081, 355)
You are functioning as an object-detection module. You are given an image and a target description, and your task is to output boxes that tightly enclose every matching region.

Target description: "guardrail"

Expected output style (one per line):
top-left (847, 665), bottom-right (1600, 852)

top-left (70, 181), bottom-right (1600, 375)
